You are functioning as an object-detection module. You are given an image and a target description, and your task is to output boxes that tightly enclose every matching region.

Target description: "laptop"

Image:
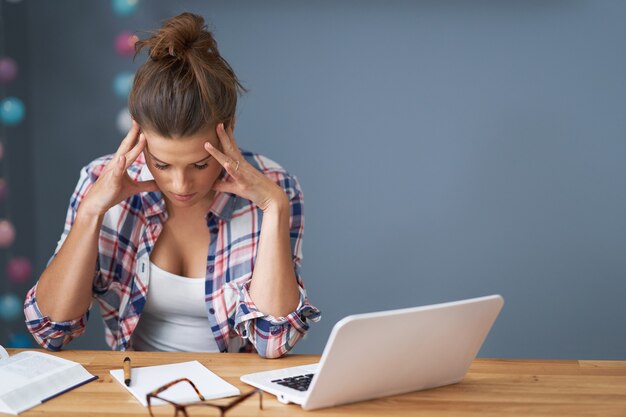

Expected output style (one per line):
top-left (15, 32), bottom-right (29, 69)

top-left (240, 294), bottom-right (504, 411)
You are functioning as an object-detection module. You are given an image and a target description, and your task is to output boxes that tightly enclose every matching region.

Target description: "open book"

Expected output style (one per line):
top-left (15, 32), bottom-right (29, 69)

top-left (0, 345), bottom-right (97, 415)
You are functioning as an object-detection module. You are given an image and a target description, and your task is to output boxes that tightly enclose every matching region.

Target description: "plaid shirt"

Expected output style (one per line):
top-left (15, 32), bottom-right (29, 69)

top-left (24, 150), bottom-right (320, 358)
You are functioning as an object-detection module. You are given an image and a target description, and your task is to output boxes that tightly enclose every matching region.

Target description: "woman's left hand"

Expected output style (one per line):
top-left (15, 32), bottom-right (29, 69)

top-left (205, 123), bottom-right (289, 212)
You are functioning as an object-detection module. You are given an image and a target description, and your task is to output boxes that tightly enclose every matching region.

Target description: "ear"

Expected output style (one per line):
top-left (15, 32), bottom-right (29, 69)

top-left (230, 115), bottom-right (236, 131)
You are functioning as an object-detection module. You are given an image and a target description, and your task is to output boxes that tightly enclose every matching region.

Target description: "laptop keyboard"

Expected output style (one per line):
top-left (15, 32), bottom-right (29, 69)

top-left (271, 373), bottom-right (315, 391)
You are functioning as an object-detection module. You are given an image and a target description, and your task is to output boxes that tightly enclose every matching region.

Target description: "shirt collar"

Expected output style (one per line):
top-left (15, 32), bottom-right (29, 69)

top-left (137, 160), bottom-right (237, 222)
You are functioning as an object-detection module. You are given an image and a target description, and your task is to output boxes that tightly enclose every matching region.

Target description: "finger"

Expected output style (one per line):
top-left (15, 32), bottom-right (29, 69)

top-left (134, 179), bottom-right (160, 193)
top-left (124, 133), bottom-right (146, 168)
top-left (205, 141), bottom-right (241, 178)
top-left (115, 120), bottom-right (141, 157)
top-left (225, 123), bottom-right (239, 151)
top-left (216, 122), bottom-right (237, 155)
top-left (226, 121), bottom-right (235, 136)
top-left (204, 141), bottom-right (229, 168)
top-left (113, 155), bottom-right (127, 178)
top-left (212, 179), bottom-right (237, 194)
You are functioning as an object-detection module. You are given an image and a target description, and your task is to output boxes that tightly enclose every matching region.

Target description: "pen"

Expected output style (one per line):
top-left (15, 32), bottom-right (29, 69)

top-left (123, 356), bottom-right (132, 386)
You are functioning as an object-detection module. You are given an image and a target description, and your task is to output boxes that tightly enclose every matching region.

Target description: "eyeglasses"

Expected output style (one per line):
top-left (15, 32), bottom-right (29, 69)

top-left (146, 378), bottom-right (263, 417)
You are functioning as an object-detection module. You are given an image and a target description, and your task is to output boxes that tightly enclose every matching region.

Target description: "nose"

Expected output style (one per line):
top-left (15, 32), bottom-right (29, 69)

top-left (171, 169), bottom-right (192, 194)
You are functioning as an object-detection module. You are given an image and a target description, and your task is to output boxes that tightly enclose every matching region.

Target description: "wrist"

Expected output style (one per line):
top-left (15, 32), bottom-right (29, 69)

top-left (263, 190), bottom-right (290, 214)
top-left (73, 210), bottom-right (104, 234)
top-left (76, 202), bottom-right (106, 222)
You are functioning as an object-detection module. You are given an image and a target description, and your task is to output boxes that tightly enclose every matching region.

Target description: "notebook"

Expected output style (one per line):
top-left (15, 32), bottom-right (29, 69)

top-left (0, 345), bottom-right (97, 415)
top-left (110, 360), bottom-right (240, 406)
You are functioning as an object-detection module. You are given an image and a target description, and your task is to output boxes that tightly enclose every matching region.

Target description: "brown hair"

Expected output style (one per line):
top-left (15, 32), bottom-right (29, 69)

top-left (129, 12), bottom-right (245, 138)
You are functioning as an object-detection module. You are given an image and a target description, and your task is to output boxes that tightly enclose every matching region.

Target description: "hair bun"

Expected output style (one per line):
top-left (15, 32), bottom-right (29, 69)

top-left (130, 12), bottom-right (245, 137)
top-left (135, 12), bottom-right (218, 61)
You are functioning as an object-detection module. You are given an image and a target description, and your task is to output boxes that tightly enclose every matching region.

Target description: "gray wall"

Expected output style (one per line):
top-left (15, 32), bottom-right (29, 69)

top-left (0, 0), bottom-right (35, 346)
top-left (15, 1), bottom-right (626, 358)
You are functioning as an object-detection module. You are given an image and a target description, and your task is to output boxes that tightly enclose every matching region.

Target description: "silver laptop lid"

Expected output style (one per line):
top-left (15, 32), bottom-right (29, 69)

top-left (302, 294), bottom-right (504, 410)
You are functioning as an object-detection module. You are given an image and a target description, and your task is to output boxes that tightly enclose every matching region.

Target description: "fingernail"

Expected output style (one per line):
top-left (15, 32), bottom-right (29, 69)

top-left (205, 142), bottom-right (213, 148)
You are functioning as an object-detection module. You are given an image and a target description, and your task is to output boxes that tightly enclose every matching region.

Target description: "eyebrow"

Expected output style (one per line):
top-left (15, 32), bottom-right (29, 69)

top-left (147, 151), bottom-right (211, 165)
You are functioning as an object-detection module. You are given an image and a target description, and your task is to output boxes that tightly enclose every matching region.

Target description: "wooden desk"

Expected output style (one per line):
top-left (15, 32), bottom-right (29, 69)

top-left (6, 349), bottom-right (626, 416)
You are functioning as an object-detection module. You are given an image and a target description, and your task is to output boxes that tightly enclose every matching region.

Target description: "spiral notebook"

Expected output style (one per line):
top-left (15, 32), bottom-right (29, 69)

top-left (110, 360), bottom-right (240, 406)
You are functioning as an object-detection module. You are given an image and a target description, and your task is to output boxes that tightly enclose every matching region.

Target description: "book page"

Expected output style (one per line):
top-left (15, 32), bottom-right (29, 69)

top-left (0, 351), bottom-right (74, 394)
top-left (0, 345), bottom-right (8, 361)
top-left (0, 351), bottom-right (95, 414)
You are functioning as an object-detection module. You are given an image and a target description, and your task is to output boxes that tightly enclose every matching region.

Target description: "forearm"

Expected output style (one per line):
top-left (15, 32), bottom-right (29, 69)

top-left (248, 197), bottom-right (300, 317)
top-left (36, 209), bottom-right (102, 322)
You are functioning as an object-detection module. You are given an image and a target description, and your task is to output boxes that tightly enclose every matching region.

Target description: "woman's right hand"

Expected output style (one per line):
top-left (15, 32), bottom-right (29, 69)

top-left (79, 121), bottom-right (159, 217)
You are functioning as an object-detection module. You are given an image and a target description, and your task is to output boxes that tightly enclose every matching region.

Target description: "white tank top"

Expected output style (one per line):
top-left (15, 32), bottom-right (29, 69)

top-left (131, 261), bottom-right (220, 352)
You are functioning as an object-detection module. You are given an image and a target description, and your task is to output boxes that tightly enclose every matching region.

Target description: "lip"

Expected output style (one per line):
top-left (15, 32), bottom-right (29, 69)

top-left (171, 192), bottom-right (197, 202)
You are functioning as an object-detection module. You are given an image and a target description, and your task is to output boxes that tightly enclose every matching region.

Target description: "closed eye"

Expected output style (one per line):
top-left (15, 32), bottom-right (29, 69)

top-left (147, 149), bottom-right (212, 171)
top-left (153, 162), bottom-right (210, 171)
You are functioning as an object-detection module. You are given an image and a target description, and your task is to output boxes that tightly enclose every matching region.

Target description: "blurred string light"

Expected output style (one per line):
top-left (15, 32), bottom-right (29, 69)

top-left (116, 107), bottom-right (132, 133)
top-left (7, 256), bottom-right (32, 284)
top-left (0, 97), bottom-right (24, 125)
top-left (0, 57), bottom-right (17, 83)
top-left (112, 0), bottom-right (139, 17)
top-left (113, 0), bottom-right (141, 134)
top-left (0, 220), bottom-right (12, 248)
top-left (0, 0), bottom-right (34, 348)
top-left (115, 31), bottom-right (138, 57)
top-left (0, 293), bottom-right (20, 321)
top-left (113, 71), bottom-right (134, 98)
top-left (7, 332), bottom-right (31, 348)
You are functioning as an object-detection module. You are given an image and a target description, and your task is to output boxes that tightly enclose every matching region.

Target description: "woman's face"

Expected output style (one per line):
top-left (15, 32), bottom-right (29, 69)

top-left (141, 125), bottom-right (223, 210)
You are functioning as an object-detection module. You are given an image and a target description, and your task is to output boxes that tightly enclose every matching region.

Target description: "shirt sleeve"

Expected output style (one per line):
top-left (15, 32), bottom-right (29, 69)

top-left (23, 162), bottom-right (104, 351)
top-left (233, 172), bottom-right (321, 359)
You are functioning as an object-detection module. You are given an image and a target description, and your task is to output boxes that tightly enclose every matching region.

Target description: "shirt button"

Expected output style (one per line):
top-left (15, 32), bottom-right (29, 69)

top-left (270, 326), bottom-right (282, 336)
top-left (208, 266), bottom-right (214, 273)
top-left (209, 308), bottom-right (215, 314)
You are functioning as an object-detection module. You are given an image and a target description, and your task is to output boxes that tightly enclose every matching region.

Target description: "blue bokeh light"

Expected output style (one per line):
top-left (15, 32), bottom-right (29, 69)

top-left (113, 71), bottom-right (135, 98)
top-left (8, 332), bottom-right (34, 348)
top-left (0, 97), bottom-right (25, 126)
top-left (0, 293), bottom-right (22, 321)
top-left (112, 0), bottom-right (139, 16)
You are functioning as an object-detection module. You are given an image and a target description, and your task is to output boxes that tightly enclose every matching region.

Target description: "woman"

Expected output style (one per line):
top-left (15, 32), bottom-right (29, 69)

top-left (24, 12), bottom-right (320, 358)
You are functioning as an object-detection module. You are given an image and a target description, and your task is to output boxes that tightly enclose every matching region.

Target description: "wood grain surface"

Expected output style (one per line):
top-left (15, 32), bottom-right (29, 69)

top-left (5, 350), bottom-right (626, 416)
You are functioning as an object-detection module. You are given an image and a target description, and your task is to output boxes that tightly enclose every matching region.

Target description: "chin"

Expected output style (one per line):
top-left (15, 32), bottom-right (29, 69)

top-left (167, 198), bottom-right (196, 207)
top-left (165, 191), bottom-right (213, 209)
top-left (166, 192), bottom-right (197, 204)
